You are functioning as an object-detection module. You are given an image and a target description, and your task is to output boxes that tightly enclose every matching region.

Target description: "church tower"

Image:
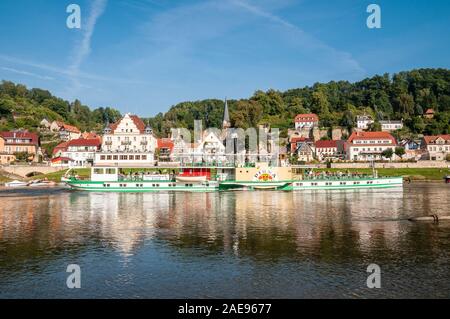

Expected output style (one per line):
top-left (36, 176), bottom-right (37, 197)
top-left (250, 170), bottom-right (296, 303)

top-left (222, 98), bottom-right (231, 129)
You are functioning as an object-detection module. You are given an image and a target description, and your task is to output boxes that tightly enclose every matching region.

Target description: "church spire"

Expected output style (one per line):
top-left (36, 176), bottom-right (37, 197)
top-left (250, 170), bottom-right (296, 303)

top-left (222, 98), bottom-right (230, 129)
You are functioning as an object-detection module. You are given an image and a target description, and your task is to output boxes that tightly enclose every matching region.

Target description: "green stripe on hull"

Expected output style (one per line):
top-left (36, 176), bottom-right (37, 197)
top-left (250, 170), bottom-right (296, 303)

top-left (286, 183), bottom-right (403, 191)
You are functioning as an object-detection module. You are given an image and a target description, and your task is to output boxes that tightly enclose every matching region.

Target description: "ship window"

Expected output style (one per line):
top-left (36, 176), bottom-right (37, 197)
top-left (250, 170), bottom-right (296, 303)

top-left (94, 168), bottom-right (104, 174)
top-left (106, 168), bottom-right (116, 174)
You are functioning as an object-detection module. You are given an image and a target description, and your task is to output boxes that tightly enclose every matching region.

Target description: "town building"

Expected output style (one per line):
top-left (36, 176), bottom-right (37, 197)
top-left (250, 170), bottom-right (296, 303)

top-left (422, 134), bottom-right (450, 161)
top-left (59, 123), bottom-right (81, 141)
top-left (0, 135), bottom-right (16, 164)
top-left (289, 136), bottom-right (315, 162)
top-left (81, 131), bottom-right (101, 140)
top-left (314, 140), bottom-right (344, 162)
top-left (50, 121), bottom-right (65, 132)
top-left (52, 141), bottom-right (69, 158)
top-left (194, 130), bottom-right (227, 164)
top-left (96, 113), bottom-right (157, 166)
top-left (40, 118), bottom-right (51, 130)
top-left (356, 115), bottom-right (373, 130)
top-left (51, 156), bottom-right (74, 168)
top-left (59, 138), bottom-right (102, 167)
top-left (397, 139), bottom-right (423, 160)
top-left (0, 131), bottom-right (40, 162)
top-left (156, 138), bottom-right (174, 162)
top-left (346, 131), bottom-right (397, 161)
top-left (294, 113), bottom-right (319, 130)
top-left (380, 120), bottom-right (403, 131)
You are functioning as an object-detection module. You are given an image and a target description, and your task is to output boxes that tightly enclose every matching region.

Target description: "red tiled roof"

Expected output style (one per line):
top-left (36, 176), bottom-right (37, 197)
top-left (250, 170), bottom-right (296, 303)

top-left (51, 156), bottom-right (73, 163)
top-left (67, 138), bottom-right (101, 147)
top-left (347, 131), bottom-right (396, 144)
top-left (82, 132), bottom-right (100, 139)
top-left (109, 114), bottom-right (146, 133)
top-left (290, 136), bottom-right (310, 143)
top-left (60, 123), bottom-right (80, 133)
top-left (423, 135), bottom-right (450, 144)
top-left (53, 141), bottom-right (69, 154)
top-left (0, 131), bottom-right (39, 145)
top-left (157, 138), bottom-right (174, 151)
top-left (425, 109), bottom-right (435, 114)
top-left (315, 140), bottom-right (338, 148)
top-left (295, 113), bottom-right (319, 122)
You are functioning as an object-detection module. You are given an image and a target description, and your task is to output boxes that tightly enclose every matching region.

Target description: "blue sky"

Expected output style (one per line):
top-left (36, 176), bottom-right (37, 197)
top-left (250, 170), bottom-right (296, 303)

top-left (0, 0), bottom-right (449, 116)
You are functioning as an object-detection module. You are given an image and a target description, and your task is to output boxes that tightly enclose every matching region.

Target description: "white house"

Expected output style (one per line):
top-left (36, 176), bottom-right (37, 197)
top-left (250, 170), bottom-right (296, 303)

top-left (314, 140), bottom-right (342, 162)
top-left (356, 115), bottom-right (374, 130)
top-left (59, 124), bottom-right (81, 141)
top-left (61, 138), bottom-right (101, 167)
top-left (294, 114), bottom-right (319, 130)
top-left (194, 131), bottom-right (226, 164)
top-left (380, 120), bottom-right (403, 131)
top-left (97, 113), bottom-right (157, 166)
top-left (346, 131), bottom-right (397, 161)
top-left (422, 134), bottom-right (450, 161)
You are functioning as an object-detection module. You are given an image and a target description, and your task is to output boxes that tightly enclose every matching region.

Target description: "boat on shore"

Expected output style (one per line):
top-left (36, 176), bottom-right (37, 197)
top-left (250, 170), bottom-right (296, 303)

top-left (5, 180), bottom-right (29, 187)
top-left (65, 163), bottom-right (403, 192)
top-left (28, 179), bottom-right (57, 187)
top-left (445, 175), bottom-right (450, 184)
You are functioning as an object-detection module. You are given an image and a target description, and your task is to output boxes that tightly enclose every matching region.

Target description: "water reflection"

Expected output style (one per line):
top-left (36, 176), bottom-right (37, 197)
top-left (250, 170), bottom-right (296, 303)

top-left (0, 184), bottom-right (449, 298)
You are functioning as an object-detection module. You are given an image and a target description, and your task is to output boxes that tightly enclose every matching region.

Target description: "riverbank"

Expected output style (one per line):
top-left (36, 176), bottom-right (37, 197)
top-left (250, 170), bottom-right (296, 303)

top-left (1, 167), bottom-right (449, 185)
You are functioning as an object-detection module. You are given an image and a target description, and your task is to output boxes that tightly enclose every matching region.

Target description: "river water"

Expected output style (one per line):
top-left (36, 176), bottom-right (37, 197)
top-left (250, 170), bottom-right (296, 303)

top-left (0, 183), bottom-right (449, 298)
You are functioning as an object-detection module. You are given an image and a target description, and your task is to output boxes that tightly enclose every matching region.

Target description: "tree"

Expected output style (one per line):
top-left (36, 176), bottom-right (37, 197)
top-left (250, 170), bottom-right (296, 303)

top-left (381, 148), bottom-right (394, 160)
top-left (395, 147), bottom-right (406, 159)
top-left (14, 152), bottom-right (30, 162)
top-left (311, 89), bottom-right (330, 115)
top-left (368, 120), bottom-right (382, 131)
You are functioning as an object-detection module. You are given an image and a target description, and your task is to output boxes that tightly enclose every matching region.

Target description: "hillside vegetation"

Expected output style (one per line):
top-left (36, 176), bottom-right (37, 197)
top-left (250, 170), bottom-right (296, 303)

top-left (1, 68), bottom-right (449, 140)
top-left (0, 81), bottom-right (121, 133)
top-left (148, 68), bottom-right (450, 139)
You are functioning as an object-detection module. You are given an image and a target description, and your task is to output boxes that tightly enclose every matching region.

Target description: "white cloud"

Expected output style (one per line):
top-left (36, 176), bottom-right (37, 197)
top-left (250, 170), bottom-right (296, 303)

top-left (229, 0), bottom-right (365, 75)
top-left (1, 66), bottom-right (55, 81)
top-left (68, 0), bottom-right (108, 96)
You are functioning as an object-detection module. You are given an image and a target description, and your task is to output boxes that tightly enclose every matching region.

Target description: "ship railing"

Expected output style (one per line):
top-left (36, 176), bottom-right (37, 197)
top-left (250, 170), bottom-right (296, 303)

top-left (303, 174), bottom-right (375, 181)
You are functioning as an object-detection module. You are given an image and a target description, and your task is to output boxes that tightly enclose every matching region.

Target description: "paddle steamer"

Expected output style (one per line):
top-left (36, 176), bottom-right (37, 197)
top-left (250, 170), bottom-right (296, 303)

top-left (66, 163), bottom-right (403, 192)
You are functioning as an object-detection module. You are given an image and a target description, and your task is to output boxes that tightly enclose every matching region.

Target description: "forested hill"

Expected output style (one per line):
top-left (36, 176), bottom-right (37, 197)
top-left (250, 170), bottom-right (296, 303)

top-left (148, 68), bottom-right (450, 138)
top-left (0, 81), bottom-right (121, 132)
top-left (1, 68), bottom-right (450, 138)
